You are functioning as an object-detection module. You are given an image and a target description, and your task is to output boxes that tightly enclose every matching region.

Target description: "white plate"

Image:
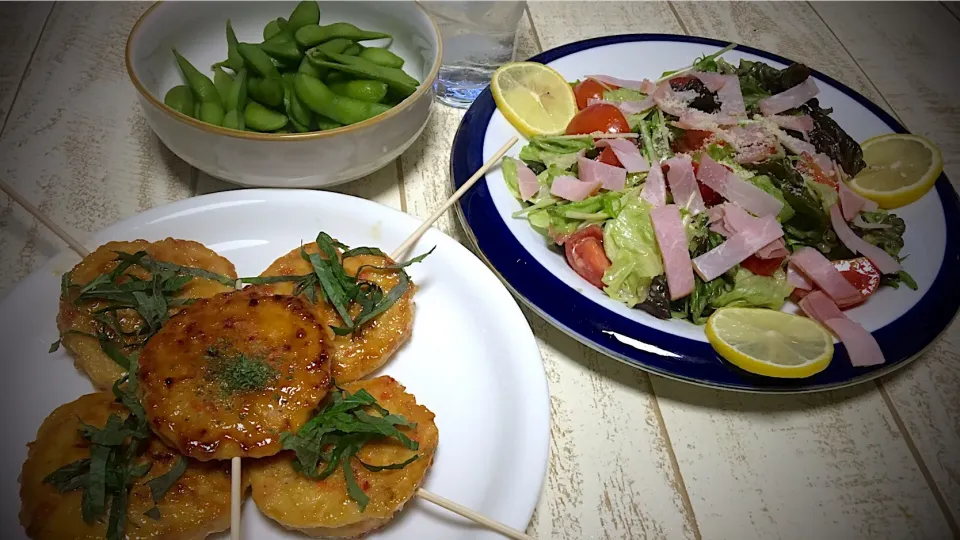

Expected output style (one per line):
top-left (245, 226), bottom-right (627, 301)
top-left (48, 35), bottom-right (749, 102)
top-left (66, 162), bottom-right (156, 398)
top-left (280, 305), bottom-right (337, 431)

top-left (0, 190), bottom-right (549, 539)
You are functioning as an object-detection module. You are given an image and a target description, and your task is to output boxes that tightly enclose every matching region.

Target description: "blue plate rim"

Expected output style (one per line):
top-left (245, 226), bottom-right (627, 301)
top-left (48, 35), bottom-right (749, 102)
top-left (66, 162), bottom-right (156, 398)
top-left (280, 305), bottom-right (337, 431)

top-left (450, 33), bottom-right (960, 393)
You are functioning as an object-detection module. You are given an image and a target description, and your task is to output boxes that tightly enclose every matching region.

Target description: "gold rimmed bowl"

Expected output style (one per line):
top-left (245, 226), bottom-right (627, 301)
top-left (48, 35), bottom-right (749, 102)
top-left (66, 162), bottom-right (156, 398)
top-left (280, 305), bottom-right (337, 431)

top-left (126, 1), bottom-right (441, 188)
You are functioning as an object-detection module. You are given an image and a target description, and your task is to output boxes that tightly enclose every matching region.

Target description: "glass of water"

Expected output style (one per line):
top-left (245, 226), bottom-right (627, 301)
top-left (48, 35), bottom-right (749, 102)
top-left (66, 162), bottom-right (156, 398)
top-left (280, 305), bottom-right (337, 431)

top-left (422, 1), bottom-right (527, 108)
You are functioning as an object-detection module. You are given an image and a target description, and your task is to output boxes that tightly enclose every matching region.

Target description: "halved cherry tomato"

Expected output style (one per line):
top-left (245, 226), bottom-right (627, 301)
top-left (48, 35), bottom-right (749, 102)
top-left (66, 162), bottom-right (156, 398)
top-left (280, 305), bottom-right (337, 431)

top-left (565, 103), bottom-right (629, 135)
top-left (574, 79), bottom-right (613, 110)
top-left (596, 147), bottom-right (622, 167)
top-left (800, 152), bottom-right (838, 189)
top-left (563, 225), bottom-right (610, 288)
top-left (792, 257), bottom-right (881, 305)
top-left (740, 255), bottom-right (785, 277)
top-left (671, 129), bottom-right (715, 154)
top-left (698, 182), bottom-right (724, 207)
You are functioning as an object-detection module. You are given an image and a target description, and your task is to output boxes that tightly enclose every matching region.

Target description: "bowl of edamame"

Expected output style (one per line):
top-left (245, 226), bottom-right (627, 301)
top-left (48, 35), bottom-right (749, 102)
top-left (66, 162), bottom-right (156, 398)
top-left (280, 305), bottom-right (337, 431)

top-left (125, 1), bottom-right (440, 188)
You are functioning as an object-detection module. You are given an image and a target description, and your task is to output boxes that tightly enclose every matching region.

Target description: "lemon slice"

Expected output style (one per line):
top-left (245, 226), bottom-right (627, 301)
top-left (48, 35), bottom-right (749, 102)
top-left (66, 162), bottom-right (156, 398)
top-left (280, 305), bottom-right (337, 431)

top-left (490, 62), bottom-right (577, 136)
top-left (705, 308), bottom-right (834, 379)
top-left (848, 133), bottom-right (943, 209)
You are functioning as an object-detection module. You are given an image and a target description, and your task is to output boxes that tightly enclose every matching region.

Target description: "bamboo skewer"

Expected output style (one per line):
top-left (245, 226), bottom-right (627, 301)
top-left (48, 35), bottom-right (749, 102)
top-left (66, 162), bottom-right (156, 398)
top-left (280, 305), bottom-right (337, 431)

top-left (4, 132), bottom-right (532, 539)
top-left (390, 136), bottom-right (519, 261)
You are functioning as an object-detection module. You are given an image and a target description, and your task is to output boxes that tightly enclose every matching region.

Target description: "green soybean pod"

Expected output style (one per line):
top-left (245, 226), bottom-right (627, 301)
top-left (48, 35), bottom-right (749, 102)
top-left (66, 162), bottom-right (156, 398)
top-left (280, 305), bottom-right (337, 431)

top-left (173, 49), bottom-right (221, 105)
top-left (294, 73), bottom-right (389, 125)
top-left (225, 68), bottom-right (248, 112)
top-left (329, 80), bottom-right (388, 103)
top-left (313, 52), bottom-right (418, 97)
top-left (298, 56), bottom-right (323, 78)
top-left (244, 102), bottom-right (289, 131)
top-left (288, 1), bottom-right (320, 32)
top-left (222, 109), bottom-right (244, 130)
top-left (315, 115), bottom-right (343, 131)
top-left (358, 47), bottom-right (405, 69)
top-left (163, 85), bottom-right (195, 116)
top-left (238, 42), bottom-right (281, 79)
top-left (213, 66), bottom-right (233, 106)
top-left (199, 101), bottom-right (225, 126)
top-left (324, 70), bottom-right (351, 85)
top-left (260, 33), bottom-right (303, 64)
top-left (263, 17), bottom-right (287, 41)
top-left (342, 43), bottom-right (361, 56)
top-left (282, 72), bottom-right (313, 127)
top-left (248, 77), bottom-right (284, 108)
top-left (219, 20), bottom-right (245, 72)
top-left (295, 22), bottom-right (391, 48)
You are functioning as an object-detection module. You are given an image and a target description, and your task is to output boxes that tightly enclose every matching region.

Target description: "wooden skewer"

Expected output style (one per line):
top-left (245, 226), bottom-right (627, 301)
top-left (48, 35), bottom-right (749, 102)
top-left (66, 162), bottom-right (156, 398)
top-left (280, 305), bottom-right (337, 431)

top-left (231, 457), bottom-right (242, 540)
top-left (0, 179), bottom-right (89, 257)
top-left (417, 488), bottom-right (533, 540)
top-left (390, 136), bottom-right (519, 261)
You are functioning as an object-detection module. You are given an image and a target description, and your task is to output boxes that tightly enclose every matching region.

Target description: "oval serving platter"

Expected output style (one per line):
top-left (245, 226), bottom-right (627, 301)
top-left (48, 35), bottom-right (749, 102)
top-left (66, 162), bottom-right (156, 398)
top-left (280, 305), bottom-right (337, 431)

top-left (0, 190), bottom-right (549, 539)
top-left (451, 34), bottom-right (960, 393)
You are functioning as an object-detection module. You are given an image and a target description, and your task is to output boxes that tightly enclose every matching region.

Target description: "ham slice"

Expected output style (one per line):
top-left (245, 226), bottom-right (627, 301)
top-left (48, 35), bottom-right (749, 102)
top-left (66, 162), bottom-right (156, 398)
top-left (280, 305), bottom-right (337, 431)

top-left (640, 163), bottom-right (668, 208)
top-left (759, 77), bottom-right (820, 116)
top-left (829, 204), bottom-right (901, 274)
top-left (664, 154), bottom-right (705, 214)
top-left (651, 204), bottom-right (696, 300)
top-left (717, 75), bottom-right (746, 116)
top-left (587, 97), bottom-right (655, 116)
top-left (768, 114), bottom-right (814, 139)
top-left (578, 155), bottom-right (626, 191)
top-left (696, 155), bottom-right (784, 217)
top-left (717, 204), bottom-right (789, 259)
top-left (586, 75), bottom-right (655, 92)
top-left (775, 129), bottom-right (817, 156)
top-left (653, 82), bottom-right (695, 117)
top-left (550, 175), bottom-right (601, 201)
top-left (597, 139), bottom-right (650, 173)
top-left (672, 110), bottom-right (739, 132)
top-left (689, 71), bottom-right (727, 92)
top-left (838, 180), bottom-right (877, 220)
top-left (718, 125), bottom-right (779, 164)
top-left (693, 215), bottom-right (784, 281)
top-left (798, 290), bottom-right (885, 367)
top-left (789, 247), bottom-right (864, 307)
top-left (514, 158), bottom-right (539, 201)
top-left (787, 263), bottom-right (814, 290)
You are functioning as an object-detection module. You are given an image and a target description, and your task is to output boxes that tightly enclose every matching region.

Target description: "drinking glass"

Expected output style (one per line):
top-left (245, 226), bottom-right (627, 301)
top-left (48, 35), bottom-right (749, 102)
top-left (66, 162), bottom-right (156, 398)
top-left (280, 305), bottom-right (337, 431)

top-left (421, 1), bottom-right (526, 108)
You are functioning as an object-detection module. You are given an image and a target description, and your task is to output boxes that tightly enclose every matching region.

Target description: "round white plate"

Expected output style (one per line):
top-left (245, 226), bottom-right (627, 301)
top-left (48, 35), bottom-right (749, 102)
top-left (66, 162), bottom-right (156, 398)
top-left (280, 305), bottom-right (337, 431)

top-left (0, 190), bottom-right (549, 539)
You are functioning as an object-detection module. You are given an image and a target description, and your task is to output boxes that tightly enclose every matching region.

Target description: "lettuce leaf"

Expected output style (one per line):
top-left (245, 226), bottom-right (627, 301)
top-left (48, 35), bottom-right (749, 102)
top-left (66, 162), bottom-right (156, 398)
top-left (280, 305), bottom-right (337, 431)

top-left (852, 211), bottom-right (906, 256)
top-left (603, 88), bottom-right (649, 103)
top-left (601, 196), bottom-right (663, 307)
top-left (502, 157), bottom-right (520, 199)
top-left (747, 174), bottom-right (795, 222)
top-left (710, 268), bottom-right (793, 310)
top-left (807, 179), bottom-right (839, 213)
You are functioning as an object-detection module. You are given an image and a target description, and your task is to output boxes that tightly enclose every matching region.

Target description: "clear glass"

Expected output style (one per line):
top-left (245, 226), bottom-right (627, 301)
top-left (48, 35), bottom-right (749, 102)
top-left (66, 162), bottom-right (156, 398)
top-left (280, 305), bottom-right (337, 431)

top-left (422, 1), bottom-right (526, 108)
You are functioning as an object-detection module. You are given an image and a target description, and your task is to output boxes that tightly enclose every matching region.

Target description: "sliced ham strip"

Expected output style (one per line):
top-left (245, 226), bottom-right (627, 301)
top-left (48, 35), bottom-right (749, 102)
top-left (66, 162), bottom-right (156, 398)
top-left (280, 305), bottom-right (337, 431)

top-left (775, 129), bottom-right (817, 156)
top-left (787, 263), bottom-right (814, 290)
top-left (653, 82), bottom-right (694, 117)
top-left (586, 75), bottom-right (652, 92)
top-left (597, 139), bottom-right (650, 173)
top-left (578, 155), bottom-right (627, 191)
top-left (716, 75), bottom-right (746, 116)
top-left (768, 114), bottom-right (814, 139)
top-left (718, 125), bottom-right (779, 164)
top-left (693, 215), bottom-right (784, 281)
top-left (706, 205), bottom-right (726, 224)
top-left (587, 97), bottom-right (655, 116)
top-left (718, 204), bottom-right (789, 259)
top-left (640, 79), bottom-right (658, 94)
top-left (798, 290), bottom-right (885, 367)
top-left (651, 205), bottom-right (696, 300)
top-left (812, 153), bottom-right (836, 177)
top-left (640, 163), bottom-right (668, 208)
top-left (758, 77), bottom-right (820, 116)
top-left (689, 71), bottom-right (728, 92)
top-left (839, 180), bottom-right (877, 220)
top-left (672, 110), bottom-right (739, 132)
top-left (664, 154), bottom-right (706, 214)
top-left (755, 239), bottom-right (790, 259)
top-left (789, 247), bottom-right (864, 307)
top-left (696, 155), bottom-right (784, 217)
top-left (550, 175), bottom-right (601, 202)
top-left (829, 204), bottom-right (901, 274)
top-left (513, 158), bottom-right (539, 201)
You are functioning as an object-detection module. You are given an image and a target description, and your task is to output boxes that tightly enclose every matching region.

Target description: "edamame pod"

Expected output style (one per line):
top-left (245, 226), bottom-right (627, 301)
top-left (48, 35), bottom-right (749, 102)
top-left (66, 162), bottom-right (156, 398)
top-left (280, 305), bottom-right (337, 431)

top-left (213, 66), bottom-right (233, 106)
top-left (225, 68), bottom-right (248, 112)
top-left (329, 80), bottom-right (388, 103)
top-left (238, 42), bottom-right (281, 78)
top-left (248, 76), bottom-right (284, 108)
top-left (304, 38), bottom-right (354, 66)
top-left (222, 109), bottom-right (244, 130)
top-left (298, 56), bottom-right (322, 78)
top-left (244, 101), bottom-right (289, 131)
top-left (260, 33), bottom-right (303, 64)
top-left (263, 17), bottom-right (287, 41)
top-left (315, 115), bottom-right (343, 131)
top-left (358, 47), bottom-right (405, 69)
top-left (163, 85), bottom-right (195, 116)
top-left (342, 43), bottom-right (361, 56)
top-left (282, 73), bottom-right (313, 127)
top-left (287, 1), bottom-right (320, 32)
top-left (313, 52), bottom-right (418, 97)
top-left (324, 71), bottom-right (351, 84)
top-left (295, 22), bottom-right (391, 48)
top-left (219, 20), bottom-right (245, 72)
top-left (199, 101), bottom-right (225, 126)
top-left (294, 73), bottom-right (389, 125)
top-left (173, 49), bottom-right (221, 105)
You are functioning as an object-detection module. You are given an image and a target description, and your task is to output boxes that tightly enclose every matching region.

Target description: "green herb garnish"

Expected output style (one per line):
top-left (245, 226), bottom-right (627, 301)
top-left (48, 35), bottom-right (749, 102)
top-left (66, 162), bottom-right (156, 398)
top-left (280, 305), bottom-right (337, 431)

top-left (205, 346), bottom-right (279, 396)
top-left (280, 384), bottom-right (419, 511)
top-left (240, 232), bottom-right (433, 336)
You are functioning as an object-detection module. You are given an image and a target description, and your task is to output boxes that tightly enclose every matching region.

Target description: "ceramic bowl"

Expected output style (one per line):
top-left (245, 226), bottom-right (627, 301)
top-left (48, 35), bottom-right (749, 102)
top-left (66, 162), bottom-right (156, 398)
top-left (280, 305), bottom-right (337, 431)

top-left (126, 1), bottom-right (440, 188)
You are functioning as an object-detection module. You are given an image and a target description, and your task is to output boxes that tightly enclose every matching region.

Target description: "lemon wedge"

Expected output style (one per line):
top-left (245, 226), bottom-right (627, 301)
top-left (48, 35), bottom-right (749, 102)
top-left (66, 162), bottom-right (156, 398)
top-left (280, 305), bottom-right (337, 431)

top-left (848, 133), bottom-right (943, 209)
top-left (706, 308), bottom-right (834, 379)
top-left (490, 62), bottom-right (577, 137)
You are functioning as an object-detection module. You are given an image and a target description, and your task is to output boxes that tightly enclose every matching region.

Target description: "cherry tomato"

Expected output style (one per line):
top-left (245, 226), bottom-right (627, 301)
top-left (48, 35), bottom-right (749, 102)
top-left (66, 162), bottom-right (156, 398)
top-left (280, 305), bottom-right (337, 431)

top-left (740, 255), bottom-right (785, 277)
top-left (596, 147), bottom-right (622, 167)
top-left (565, 103), bottom-right (629, 135)
top-left (800, 152), bottom-right (838, 189)
top-left (791, 257), bottom-right (880, 305)
top-left (574, 79), bottom-right (613, 110)
top-left (563, 225), bottom-right (610, 289)
top-left (671, 129), bottom-right (715, 154)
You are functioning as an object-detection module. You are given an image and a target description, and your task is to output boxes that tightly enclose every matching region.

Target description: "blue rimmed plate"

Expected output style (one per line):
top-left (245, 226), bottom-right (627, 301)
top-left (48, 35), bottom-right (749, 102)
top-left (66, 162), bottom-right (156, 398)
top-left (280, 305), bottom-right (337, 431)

top-left (451, 34), bottom-right (960, 393)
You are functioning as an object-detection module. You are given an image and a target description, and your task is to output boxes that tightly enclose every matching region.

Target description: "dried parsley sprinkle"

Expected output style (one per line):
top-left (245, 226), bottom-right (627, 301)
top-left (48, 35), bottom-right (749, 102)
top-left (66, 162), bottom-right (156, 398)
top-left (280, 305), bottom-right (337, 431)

top-left (205, 346), bottom-right (278, 396)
